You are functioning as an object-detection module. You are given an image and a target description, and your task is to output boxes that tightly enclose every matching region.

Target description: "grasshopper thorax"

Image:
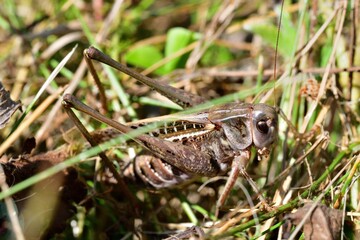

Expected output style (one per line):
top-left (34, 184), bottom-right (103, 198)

top-left (208, 103), bottom-right (278, 158)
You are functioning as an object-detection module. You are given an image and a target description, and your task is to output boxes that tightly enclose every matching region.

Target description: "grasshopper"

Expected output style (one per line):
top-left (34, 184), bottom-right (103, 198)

top-left (62, 46), bottom-right (278, 216)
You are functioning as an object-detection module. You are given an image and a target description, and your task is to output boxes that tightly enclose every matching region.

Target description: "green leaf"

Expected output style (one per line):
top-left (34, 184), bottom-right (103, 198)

top-left (201, 45), bottom-right (234, 66)
top-left (244, 19), bottom-right (296, 58)
top-left (125, 45), bottom-right (166, 75)
top-left (164, 27), bottom-right (194, 72)
top-left (320, 40), bottom-right (332, 67)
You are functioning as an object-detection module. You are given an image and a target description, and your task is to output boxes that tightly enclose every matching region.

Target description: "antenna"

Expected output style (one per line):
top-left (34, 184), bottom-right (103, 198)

top-left (273, 0), bottom-right (285, 106)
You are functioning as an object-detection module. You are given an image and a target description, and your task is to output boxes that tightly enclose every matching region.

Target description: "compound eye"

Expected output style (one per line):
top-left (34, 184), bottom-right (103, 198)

top-left (256, 120), bottom-right (269, 134)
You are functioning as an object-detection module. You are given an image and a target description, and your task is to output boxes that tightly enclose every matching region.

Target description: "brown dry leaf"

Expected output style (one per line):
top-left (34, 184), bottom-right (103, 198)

top-left (1, 149), bottom-right (86, 238)
top-left (0, 81), bottom-right (21, 129)
top-left (285, 203), bottom-right (343, 240)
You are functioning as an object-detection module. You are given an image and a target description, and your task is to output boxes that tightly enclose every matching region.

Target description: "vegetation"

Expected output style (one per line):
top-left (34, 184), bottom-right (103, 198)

top-left (0, 0), bottom-right (359, 239)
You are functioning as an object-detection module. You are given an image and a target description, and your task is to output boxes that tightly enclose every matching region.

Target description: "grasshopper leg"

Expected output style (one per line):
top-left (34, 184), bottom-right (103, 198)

top-left (85, 46), bottom-right (207, 108)
top-left (62, 96), bottom-right (139, 216)
top-left (131, 154), bottom-right (191, 188)
top-left (216, 150), bottom-right (270, 217)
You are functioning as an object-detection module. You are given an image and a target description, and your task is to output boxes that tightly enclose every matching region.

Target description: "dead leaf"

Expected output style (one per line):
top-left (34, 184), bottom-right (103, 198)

top-left (1, 150), bottom-right (86, 239)
top-left (0, 81), bottom-right (21, 129)
top-left (285, 203), bottom-right (343, 240)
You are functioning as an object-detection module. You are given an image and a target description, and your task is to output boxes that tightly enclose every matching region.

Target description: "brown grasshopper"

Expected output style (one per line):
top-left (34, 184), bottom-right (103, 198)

top-left (62, 46), bottom-right (278, 216)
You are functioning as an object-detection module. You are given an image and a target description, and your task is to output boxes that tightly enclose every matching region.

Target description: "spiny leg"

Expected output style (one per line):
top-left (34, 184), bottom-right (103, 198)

top-left (62, 100), bottom-right (139, 216)
top-left (216, 151), bottom-right (269, 217)
top-left (84, 46), bottom-right (207, 108)
top-left (83, 49), bottom-right (108, 113)
top-left (63, 94), bottom-right (135, 136)
top-left (239, 167), bottom-right (271, 211)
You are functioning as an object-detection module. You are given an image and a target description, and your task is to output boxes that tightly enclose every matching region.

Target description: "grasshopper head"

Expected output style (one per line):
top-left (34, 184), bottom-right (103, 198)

top-left (252, 104), bottom-right (278, 152)
top-left (209, 103), bottom-right (278, 153)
